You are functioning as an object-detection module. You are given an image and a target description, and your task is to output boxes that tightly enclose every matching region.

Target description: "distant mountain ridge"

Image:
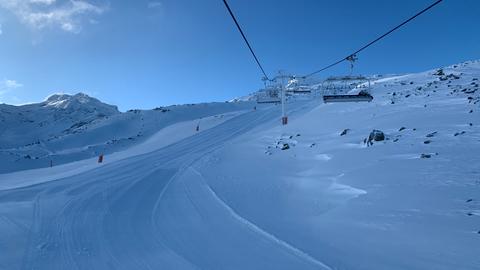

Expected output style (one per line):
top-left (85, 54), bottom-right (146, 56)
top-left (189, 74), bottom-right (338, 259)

top-left (0, 92), bottom-right (254, 173)
top-left (0, 93), bottom-right (119, 148)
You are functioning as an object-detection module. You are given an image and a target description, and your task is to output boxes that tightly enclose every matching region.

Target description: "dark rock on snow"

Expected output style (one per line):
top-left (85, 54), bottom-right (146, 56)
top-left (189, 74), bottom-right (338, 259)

top-left (420, 153), bottom-right (432, 159)
top-left (369, 130), bottom-right (385, 142)
top-left (340, 129), bottom-right (350, 136)
top-left (366, 130), bottom-right (385, 146)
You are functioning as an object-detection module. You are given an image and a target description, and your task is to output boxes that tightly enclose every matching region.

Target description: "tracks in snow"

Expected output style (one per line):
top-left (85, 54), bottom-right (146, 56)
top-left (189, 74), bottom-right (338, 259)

top-left (190, 168), bottom-right (332, 270)
top-left (0, 104), bottom-right (330, 269)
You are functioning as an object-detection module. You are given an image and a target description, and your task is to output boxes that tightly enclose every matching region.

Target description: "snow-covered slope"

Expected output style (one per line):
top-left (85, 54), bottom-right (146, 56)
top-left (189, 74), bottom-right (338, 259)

top-left (0, 60), bottom-right (479, 270)
top-left (198, 60), bottom-right (480, 270)
top-left (0, 93), bottom-right (255, 173)
top-left (0, 93), bottom-right (119, 148)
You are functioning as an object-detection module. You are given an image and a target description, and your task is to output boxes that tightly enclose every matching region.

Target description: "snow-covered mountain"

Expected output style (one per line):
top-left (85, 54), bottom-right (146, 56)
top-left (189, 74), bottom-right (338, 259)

top-left (0, 93), bottom-right (255, 173)
top-left (0, 60), bottom-right (479, 270)
top-left (0, 93), bottom-right (119, 147)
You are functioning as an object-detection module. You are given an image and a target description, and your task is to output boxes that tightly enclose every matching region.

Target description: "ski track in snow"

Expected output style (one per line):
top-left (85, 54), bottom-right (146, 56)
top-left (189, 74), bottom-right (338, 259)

top-left (0, 112), bottom-right (243, 191)
top-left (190, 168), bottom-right (332, 270)
top-left (0, 105), bottom-right (330, 269)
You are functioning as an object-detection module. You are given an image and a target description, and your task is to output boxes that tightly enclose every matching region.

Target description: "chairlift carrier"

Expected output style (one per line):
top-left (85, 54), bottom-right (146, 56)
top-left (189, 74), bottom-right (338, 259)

top-left (321, 75), bottom-right (373, 103)
top-left (285, 78), bottom-right (313, 94)
top-left (256, 85), bottom-right (282, 104)
top-left (323, 90), bottom-right (373, 103)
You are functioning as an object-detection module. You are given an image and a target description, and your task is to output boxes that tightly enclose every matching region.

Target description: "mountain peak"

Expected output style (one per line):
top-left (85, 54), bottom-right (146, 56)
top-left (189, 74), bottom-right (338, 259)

top-left (45, 92), bottom-right (94, 106)
top-left (42, 92), bottom-right (119, 114)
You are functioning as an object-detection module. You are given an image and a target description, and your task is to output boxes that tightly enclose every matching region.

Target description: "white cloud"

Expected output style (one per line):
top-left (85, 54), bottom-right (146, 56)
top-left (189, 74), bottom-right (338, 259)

top-left (0, 79), bottom-right (23, 100)
top-left (4, 79), bottom-right (23, 89)
top-left (30, 0), bottom-right (56, 5)
top-left (0, 0), bottom-right (106, 33)
top-left (147, 1), bottom-right (162, 9)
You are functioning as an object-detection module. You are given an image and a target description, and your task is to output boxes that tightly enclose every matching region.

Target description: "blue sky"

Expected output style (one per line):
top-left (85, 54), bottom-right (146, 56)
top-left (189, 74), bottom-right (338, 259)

top-left (0, 0), bottom-right (479, 111)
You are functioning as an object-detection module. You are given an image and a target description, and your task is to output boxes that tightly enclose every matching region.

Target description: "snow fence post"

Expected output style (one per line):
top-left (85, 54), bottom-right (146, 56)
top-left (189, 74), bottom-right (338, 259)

top-left (281, 72), bottom-right (288, 125)
top-left (98, 154), bottom-right (104, 163)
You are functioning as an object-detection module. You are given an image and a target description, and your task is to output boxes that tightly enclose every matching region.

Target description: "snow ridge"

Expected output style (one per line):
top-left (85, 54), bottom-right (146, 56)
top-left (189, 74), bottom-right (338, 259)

top-left (191, 168), bottom-right (333, 270)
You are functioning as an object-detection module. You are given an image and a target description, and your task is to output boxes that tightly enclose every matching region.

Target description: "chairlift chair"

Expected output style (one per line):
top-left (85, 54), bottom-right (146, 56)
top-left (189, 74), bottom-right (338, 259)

top-left (287, 85), bottom-right (312, 94)
top-left (256, 85), bottom-right (282, 104)
top-left (321, 75), bottom-right (373, 103)
top-left (285, 77), bottom-right (312, 94)
top-left (323, 90), bottom-right (373, 103)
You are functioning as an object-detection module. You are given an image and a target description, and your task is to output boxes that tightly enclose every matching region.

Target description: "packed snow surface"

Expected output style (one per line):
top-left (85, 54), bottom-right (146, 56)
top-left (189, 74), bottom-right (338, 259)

top-left (1, 60), bottom-right (480, 269)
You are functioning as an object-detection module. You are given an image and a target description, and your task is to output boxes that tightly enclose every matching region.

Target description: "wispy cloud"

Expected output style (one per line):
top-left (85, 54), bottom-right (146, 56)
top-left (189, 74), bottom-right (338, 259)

top-left (30, 0), bottom-right (57, 5)
top-left (0, 0), bottom-right (107, 33)
top-left (0, 79), bottom-right (23, 104)
top-left (147, 1), bottom-right (162, 9)
top-left (3, 79), bottom-right (23, 89)
top-left (0, 79), bottom-right (23, 100)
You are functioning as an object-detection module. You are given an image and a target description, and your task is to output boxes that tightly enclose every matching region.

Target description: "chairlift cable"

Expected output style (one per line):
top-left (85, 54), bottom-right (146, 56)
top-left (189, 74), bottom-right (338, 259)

top-left (221, 0), bottom-right (270, 81)
top-left (304, 0), bottom-right (444, 78)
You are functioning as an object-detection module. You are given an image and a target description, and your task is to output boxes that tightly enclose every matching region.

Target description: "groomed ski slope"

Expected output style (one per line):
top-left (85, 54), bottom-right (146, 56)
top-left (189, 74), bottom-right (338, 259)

top-left (0, 111), bottom-right (242, 190)
top-left (1, 60), bottom-right (480, 269)
top-left (1, 103), bottom-right (332, 270)
top-left (0, 98), bottom-right (255, 174)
